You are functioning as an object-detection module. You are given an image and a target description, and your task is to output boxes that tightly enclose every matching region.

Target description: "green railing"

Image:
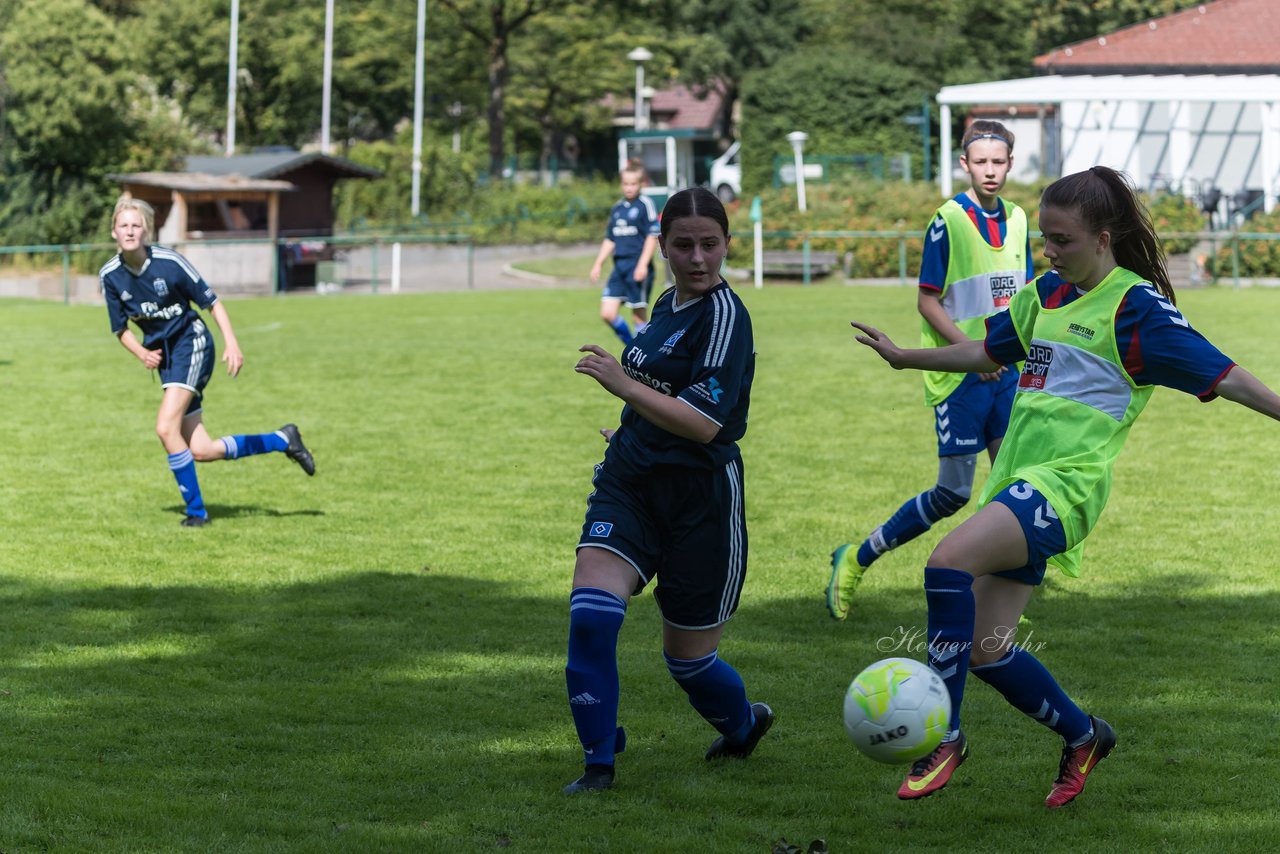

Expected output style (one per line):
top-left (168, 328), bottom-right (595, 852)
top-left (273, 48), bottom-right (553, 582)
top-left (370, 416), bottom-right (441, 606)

top-left (751, 229), bottom-right (1280, 288)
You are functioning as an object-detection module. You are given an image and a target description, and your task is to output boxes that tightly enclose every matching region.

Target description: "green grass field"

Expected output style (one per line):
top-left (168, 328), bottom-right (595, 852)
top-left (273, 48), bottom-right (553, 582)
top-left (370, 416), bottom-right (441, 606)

top-left (3, 282), bottom-right (1279, 850)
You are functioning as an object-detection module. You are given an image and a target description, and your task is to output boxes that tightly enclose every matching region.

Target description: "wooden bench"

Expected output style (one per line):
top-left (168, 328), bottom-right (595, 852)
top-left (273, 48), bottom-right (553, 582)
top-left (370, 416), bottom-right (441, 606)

top-left (759, 250), bottom-right (839, 278)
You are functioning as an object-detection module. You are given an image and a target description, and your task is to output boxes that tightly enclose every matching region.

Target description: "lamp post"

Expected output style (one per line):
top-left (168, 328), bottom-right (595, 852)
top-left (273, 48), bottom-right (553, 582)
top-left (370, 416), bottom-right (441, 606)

top-left (321, 0), bottom-right (334, 154)
top-left (226, 0), bottom-right (239, 155)
top-left (627, 47), bottom-right (653, 131)
top-left (786, 131), bottom-right (808, 213)
top-left (410, 0), bottom-right (426, 217)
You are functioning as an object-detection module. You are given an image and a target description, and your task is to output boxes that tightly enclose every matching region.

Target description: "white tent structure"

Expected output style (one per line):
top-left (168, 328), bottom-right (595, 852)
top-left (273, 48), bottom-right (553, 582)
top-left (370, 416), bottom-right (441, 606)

top-left (936, 74), bottom-right (1280, 215)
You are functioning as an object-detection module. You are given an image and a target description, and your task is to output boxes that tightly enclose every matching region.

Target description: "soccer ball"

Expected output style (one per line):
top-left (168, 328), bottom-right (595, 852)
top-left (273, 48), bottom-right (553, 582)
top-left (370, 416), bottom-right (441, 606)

top-left (843, 657), bottom-right (950, 764)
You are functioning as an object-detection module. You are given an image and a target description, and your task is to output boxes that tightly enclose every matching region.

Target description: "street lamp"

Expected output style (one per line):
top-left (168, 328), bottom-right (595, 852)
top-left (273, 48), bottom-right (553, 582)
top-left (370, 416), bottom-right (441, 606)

top-left (627, 47), bottom-right (653, 131)
top-left (787, 131), bottom-right (809, 212)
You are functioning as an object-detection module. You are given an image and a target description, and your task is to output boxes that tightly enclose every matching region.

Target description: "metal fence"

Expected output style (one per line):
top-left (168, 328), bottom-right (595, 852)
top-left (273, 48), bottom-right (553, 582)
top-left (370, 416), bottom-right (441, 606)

top-left (0, 233), bottom-right (476, 304)
top-left (747, 229), bottom-right (1280, 287)
top-left (3, 227), bottom-right (1278, 305)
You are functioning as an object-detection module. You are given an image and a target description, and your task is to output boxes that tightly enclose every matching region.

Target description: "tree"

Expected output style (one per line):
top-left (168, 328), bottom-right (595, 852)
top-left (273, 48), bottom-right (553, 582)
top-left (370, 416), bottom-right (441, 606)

top-left (739, 48), bottom-right (926, 191)
top-left (0, 0), bottom-right (201, 242)
top-left (433, 0), bottom-right (577, 179)
top-left (653, 0), bottom-right (811, 138)
top-left (1, 0), bottom-right (131, 173)
top-left (506, 8), bottom-right (679, 181)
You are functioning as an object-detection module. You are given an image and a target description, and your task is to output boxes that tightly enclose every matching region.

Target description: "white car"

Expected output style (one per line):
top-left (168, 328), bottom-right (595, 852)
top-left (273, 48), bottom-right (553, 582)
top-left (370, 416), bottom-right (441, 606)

top-left (709, 140), bottom-right (741, 203)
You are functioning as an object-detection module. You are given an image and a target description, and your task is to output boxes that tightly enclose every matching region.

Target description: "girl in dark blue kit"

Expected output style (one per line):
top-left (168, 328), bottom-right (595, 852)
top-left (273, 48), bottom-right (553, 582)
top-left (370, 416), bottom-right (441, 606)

top-left (564, 187), bottom-right (771, 794)
top-left (100, 196), bottom-right (315, 526)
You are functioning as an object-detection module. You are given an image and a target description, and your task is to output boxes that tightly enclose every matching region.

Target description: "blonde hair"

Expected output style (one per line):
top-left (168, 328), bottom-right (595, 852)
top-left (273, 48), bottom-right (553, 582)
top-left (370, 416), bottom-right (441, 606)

top-left (113, 195), bottom-right (155, 242)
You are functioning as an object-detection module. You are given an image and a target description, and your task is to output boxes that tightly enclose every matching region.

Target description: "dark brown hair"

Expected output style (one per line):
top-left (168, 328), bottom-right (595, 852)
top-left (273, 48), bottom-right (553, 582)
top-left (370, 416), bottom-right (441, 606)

top-left (659, 187), bottom-right (729, 241)
top-left (1040, 166), bottom-right (1174, 303)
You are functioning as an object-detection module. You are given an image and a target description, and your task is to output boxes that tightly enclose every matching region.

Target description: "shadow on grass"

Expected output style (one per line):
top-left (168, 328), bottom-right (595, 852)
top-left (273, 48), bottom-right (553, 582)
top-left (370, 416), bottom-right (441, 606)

top-left (0, 571), bottom-right (1274, 849)
top-left (164, 503), bottom-right (327, 520)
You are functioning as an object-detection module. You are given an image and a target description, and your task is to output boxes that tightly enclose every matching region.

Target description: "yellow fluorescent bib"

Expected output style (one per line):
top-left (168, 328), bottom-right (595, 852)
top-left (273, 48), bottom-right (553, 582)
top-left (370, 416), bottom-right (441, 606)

top-left (979, 267), bottom-right (1155, 577)
top-left (921, 198), bottom-right (1028, 405)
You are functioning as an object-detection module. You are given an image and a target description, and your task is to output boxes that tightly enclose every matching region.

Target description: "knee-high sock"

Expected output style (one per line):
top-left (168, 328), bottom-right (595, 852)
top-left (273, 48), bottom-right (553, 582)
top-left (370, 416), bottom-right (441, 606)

top-left (608, 317), bottom-right (633, 346)
top-left (858, 485), bottom-right (968, 568)
top-left (971, 647), bottom-right (1091, 744)
top-left (221, 432), bottom-right (288, 460)
top-left (168, 450), bottom-right (206, 519)
top-left (665, 650), bottom-right (753, 741)
top-left (925, 566), bottom-right (975, 734)
top-left (565, 587), bottom-right (627, 766)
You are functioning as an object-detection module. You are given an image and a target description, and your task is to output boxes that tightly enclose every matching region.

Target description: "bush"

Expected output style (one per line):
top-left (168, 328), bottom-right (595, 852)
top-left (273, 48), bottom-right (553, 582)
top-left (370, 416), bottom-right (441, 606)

top-left (729, 176), bottom-right (1049, 279)
top-left (335, 128), bottom-right (621, 244)
top-left (1148, 193), bottom-right (1206, 256)
top-left (1209, 208), bottom-right (1280, 279)
top-left (729, 178), bottom-right (1215, 279)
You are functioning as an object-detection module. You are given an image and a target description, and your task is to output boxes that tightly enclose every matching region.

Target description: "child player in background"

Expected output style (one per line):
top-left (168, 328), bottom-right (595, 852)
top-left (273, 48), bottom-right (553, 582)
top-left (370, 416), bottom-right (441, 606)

top-left (590, 161), bottom-right (661, 348)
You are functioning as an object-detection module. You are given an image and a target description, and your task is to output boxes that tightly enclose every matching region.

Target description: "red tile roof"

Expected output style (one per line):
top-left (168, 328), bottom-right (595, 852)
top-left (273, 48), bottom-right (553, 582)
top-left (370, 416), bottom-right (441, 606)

top-left (1035, 0), bottom-right (1280, 72)
top-left (605, 81), bottom-right (726, 131)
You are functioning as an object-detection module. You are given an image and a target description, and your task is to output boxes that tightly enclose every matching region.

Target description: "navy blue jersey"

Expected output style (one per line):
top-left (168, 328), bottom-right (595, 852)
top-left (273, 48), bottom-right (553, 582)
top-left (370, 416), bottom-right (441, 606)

top-left (603, 281), bottom-right (755, 477)
top-left (100, 246), bottom-right (218, 348)
top-left (919, 194), bottom-right (1035, 292)
top-left (605, 196), bottom-right (660, 259)
top-left (985, 270), bottom-right (1235, 399)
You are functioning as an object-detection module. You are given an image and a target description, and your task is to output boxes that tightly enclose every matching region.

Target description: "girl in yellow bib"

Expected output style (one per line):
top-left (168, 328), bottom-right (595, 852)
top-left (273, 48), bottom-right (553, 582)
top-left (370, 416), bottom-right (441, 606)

top-left (851, 166), bottom-right (1280, 807)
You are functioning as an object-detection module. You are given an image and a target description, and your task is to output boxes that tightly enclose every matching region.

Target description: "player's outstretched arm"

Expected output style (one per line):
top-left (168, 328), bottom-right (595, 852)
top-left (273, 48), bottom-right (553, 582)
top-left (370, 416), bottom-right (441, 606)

top-left (1214, 366), bottom-right (1280, 422)
top-left (851, 321), bottom-right (999, 374)
top-left (575, 344), bottom-right (718, 443)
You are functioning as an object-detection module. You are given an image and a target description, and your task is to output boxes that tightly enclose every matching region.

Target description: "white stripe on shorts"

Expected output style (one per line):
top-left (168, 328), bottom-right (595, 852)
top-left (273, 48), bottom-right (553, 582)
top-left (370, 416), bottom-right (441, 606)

top-left (717, 458), bottom-right (745, 623)
top-left (187, 319), bottom-right (207, 388)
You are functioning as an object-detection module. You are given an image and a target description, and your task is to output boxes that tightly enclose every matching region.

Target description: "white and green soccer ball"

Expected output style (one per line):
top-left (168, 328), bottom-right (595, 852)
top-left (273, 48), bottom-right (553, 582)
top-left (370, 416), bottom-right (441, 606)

top-left (843, 657), bottom-right (951, 764)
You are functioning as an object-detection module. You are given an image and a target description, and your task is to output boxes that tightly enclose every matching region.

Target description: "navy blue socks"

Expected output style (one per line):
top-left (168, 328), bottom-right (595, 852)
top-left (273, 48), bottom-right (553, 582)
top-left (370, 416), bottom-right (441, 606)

top-left (858, 485), bottom-right (968, 568)
top-left (971, 647), bottom-right (1091, 744)
top-left (565, 587), bottom-right (628, 766)
top-left (924, 566), bottom-right (976, 734)
top-left (665, 650), bottom-right (753, 742)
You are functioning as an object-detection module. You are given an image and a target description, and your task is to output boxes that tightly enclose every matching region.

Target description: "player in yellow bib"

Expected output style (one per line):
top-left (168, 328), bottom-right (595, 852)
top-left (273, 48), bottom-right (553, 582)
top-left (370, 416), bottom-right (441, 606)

top-left (828, 120), bottom-right (1032, 619)
top-left (851, 166), bottom-right (1280, 807)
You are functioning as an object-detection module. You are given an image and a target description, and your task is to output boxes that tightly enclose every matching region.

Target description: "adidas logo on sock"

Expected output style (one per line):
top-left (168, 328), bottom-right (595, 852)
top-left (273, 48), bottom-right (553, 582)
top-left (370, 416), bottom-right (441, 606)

top-left (569, 692), bottom-right (601, 705)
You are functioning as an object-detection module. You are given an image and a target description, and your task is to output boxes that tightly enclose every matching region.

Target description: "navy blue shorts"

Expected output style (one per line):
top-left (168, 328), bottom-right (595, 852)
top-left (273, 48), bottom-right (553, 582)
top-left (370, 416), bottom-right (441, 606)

top-left (578, 459), bottom-right (747, 630)
top-left (935, 370), bottom-right (1016, 457)
top-left (988, 481), bottom-right (1068, 586)
top-left (602, 258), bottom-right (654, 309)
top-left (159, 319), bottom-right (215, 416)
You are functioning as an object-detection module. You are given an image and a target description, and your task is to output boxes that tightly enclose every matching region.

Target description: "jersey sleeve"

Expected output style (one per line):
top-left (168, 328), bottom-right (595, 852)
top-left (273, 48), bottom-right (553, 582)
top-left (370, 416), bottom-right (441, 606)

top-left (169, 252), bottom-right (218, 309)
top-left (918, 214), bottom-right (948, 291)
top-left (1024, 231), bottom-right (1035, 282)
top-left (677, 290), bottom-right (753, 427)
top-left (1115, 285), bottom-right (1235, 399)
top-left (643, 197), bottom-right (661, 238)
top-left (101, 275), bottom-right (128, 336)
top-left (984, 310), bottom-right (1026, 365)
